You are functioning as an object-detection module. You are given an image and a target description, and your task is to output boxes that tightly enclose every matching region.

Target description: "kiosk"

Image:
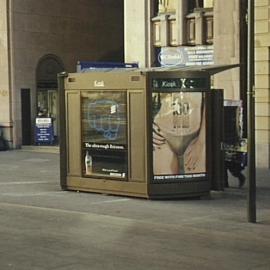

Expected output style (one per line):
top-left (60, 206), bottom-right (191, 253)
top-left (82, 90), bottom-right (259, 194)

top-left (58, 65), bottom-right (238, 199)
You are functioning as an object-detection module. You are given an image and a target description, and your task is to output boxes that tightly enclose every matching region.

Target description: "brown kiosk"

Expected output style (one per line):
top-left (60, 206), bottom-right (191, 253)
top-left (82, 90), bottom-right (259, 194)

top-left (58, 65), bottom-right (238, 199)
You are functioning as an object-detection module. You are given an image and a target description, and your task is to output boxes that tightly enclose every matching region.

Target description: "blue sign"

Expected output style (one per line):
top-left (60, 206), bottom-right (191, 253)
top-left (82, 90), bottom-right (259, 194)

top-left (76, 61), bottom-right (139, 72)
top-left (35, 118), bottom-right (54, 144)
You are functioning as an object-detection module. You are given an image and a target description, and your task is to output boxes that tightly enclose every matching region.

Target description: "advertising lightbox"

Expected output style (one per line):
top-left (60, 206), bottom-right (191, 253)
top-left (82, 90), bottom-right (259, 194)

top-left (81, 91), bottom-right (127, 179)
top-left (151, 78), bottom-right (207, 183)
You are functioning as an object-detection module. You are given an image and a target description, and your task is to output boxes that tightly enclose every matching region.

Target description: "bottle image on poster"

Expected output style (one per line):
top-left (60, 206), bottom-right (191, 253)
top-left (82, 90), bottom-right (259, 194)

top-left (152, 91), bottom-right (206, 181)
top-left (85, 151), bottom-right (93, 175)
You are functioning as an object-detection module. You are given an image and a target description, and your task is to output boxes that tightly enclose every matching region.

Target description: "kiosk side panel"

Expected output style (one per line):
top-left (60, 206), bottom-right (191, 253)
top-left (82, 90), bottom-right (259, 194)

top-left (63, 72), bottom-right (149, 198)
top-left (128, 91), bottom-right (146, 182)
top-left (148, 72), bottom-right (211, 198)
top-left (66, 91), bottom-right (81, 176)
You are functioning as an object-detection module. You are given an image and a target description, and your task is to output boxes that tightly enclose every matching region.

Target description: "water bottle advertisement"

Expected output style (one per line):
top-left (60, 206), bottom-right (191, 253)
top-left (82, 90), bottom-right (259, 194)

top-left (152, 90), bottom-right (207, 182)
top-left (81, 91), bottom-right (127, 179)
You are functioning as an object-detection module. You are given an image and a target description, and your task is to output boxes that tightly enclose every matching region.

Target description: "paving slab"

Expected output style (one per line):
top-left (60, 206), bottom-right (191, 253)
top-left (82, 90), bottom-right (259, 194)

top-left (0, 150), bottom-right (269, 270)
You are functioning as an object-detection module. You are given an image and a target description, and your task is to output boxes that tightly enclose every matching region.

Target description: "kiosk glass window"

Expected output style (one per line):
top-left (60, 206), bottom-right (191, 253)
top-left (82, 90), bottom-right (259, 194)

top-left (152, 83), bottom-right (207, 182)
top-left (81, 91), bottom-right (127, 179)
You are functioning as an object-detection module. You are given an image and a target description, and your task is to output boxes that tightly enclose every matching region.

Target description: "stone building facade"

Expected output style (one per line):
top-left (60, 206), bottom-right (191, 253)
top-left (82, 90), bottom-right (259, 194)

top-left (124, 0), bottom-right (270, 168)
top-left (1, 0), bottom-right (269, 168)
top-left (255, 0), bottom-right (270, 167)
top-left (0, 0), bottom-right (123, 147)
top-left (125, 0), bottom-right (243, 96)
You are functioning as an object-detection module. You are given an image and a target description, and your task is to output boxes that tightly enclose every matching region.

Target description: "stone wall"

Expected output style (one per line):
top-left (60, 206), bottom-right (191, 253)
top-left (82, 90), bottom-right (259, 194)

top-left (255, 0), bottom-right (270, 167)
top-left (124, 0), bottom-right (149, 67)
top-left (213, 0), bottom-right (240, 100)
top-left (2, 0), bottom-right (124, 147)
top-left (0, 0), bottom-right (12, 146)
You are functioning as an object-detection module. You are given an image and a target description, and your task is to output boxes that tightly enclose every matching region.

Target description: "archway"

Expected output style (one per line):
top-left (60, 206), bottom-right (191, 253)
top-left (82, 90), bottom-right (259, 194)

top-left (36, 55), bottom-right (64, 143)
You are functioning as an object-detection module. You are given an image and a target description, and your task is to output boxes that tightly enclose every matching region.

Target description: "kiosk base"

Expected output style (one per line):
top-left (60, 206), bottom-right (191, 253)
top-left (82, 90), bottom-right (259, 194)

top-left (65, 176), bottom-right (210, 199)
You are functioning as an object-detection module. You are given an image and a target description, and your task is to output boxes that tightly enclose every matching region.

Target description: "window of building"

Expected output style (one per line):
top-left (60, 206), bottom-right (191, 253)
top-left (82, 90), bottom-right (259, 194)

top-left (188, 0), bottom-right (213, 13)
top-left (188, 0), bottom-right (204, 13)
top-left (186, 0), bottom-right (214, 45)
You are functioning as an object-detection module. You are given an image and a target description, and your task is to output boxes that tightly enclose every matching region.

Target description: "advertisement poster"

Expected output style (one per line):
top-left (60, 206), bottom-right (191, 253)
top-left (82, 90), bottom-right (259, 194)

top-left (152, 91), bottom-right (206, 182)
top-left (158, 46), bottom-right (214, 67)
top-left (35, 117), bottom-right (54, 144)
top-left (81, 91), bottom-right (127, 179)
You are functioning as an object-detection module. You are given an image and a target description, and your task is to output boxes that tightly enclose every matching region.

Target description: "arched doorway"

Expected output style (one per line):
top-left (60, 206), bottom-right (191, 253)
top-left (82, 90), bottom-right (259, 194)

top-left (36, 55), bottom-right (64, 143)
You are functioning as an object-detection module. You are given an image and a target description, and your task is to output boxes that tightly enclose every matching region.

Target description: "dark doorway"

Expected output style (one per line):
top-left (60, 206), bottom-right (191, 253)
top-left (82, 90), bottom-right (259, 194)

top-left (36, 55), bottom-right (64, 142)
top-left (21, 89), bottom-right (31, 145)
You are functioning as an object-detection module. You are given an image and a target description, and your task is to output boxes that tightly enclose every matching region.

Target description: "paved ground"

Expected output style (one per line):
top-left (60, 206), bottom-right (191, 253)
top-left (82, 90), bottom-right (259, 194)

top-left (0, 149), bottom-right (269, 270)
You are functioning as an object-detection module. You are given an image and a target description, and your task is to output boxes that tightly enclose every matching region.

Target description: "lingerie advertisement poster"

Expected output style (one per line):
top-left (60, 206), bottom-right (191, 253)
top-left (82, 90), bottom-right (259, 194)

top-left (152, 91), bottom-right (207, 182)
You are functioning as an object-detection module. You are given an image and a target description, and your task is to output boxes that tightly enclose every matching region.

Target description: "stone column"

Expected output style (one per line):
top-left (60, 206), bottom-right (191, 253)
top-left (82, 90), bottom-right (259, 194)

top-left (254, 1), bottom-right (270, 167)
top-left (176, 0), bottom-right (188, 45)
top-left (0, 0), bottom-right (13, 148)
top-left (124, 0), bottom-right (150, 67)
top-left (195, 11), bottom-right (204, 45)
top-left (213, 0), bottom-right (240, 100)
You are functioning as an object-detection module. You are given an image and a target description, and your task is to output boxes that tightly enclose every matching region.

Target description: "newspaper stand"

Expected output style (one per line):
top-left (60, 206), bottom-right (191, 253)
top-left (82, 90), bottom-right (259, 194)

top-left (58, 65), bottom-right (238, 198)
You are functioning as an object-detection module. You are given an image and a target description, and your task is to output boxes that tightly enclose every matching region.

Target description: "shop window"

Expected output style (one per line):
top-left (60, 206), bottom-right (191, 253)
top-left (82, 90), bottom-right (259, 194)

top-left (186, 0), bottom-right (214, 45)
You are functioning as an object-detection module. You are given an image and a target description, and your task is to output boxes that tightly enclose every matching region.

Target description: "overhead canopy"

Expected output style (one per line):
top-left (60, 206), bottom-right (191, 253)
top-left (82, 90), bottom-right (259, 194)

top-left (147, 64), bottom-right (240, 75)
top-left (76, 63), bottom-right (240, 76)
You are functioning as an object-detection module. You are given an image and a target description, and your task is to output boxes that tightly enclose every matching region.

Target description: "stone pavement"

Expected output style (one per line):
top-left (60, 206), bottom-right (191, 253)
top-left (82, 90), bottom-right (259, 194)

top-left (0, 149), bottom-right (269, 270)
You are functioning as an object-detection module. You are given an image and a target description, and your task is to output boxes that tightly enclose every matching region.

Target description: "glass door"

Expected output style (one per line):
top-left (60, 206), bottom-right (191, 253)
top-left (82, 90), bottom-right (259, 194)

top-left (37, 89), bottom-right (58, 140)
top-left (48, 90), bottom-right (58, 137)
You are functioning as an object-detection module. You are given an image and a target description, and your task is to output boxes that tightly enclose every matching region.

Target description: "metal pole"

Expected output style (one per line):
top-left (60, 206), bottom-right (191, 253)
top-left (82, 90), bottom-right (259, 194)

top-left (58, 72), bottom-right (68, 191)
top-left (247, 0), bottom-right (256, 223)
